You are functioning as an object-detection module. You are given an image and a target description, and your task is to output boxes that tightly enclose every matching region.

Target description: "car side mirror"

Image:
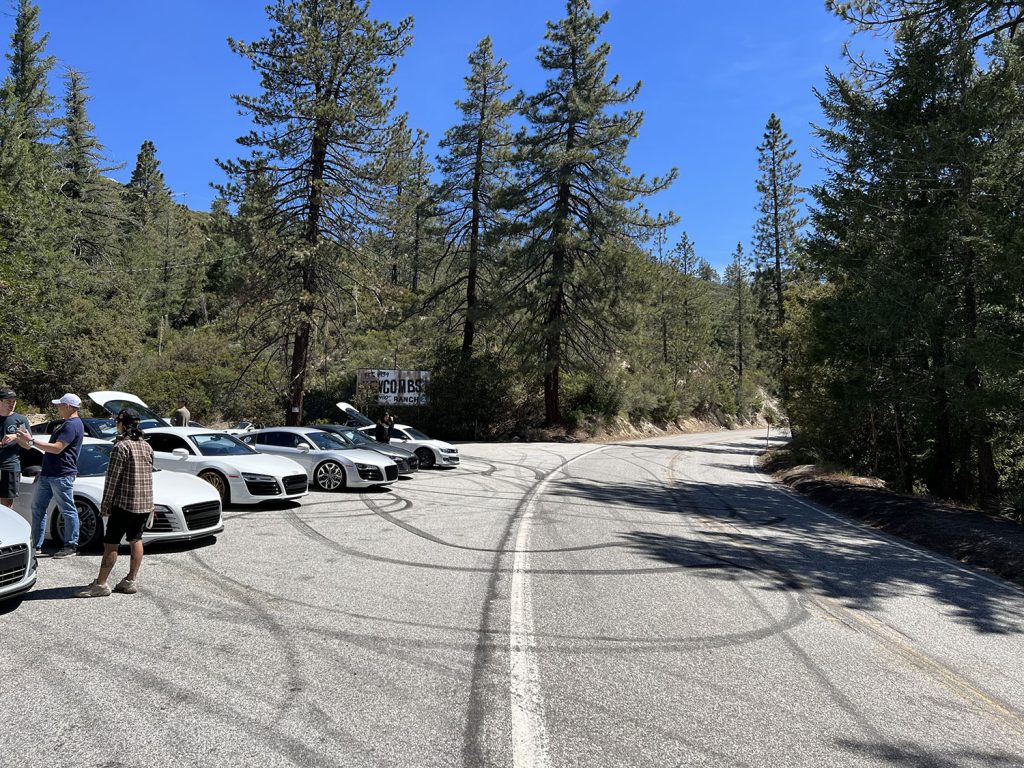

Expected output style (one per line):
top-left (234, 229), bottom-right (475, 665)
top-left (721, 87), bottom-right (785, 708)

top-left (172, 448), bottom-right (189, 458)
top-left (21, 464), bottom-right (41, 477)
top-left (297, 444), bottom-right (310, 453)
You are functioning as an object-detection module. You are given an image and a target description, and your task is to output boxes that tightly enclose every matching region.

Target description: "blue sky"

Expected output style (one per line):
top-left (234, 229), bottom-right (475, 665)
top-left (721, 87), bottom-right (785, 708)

top-left (3, 1), bottom-right (878, 273)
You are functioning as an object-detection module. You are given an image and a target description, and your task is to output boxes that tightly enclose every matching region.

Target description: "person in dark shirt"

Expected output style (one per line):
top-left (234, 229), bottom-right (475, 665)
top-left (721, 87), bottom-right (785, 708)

top-left (374, 410), bottom-right (394, 444)
top-left (16, 393), bottom-right (85, 558)
top-left (0, 387), bottom-right (30, 507)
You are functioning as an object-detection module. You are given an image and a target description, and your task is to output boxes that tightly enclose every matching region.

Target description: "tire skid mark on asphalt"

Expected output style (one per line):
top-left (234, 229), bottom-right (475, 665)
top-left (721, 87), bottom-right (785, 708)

top-left (174, 551), bottom-right (386, 759)
top-left (360, 492), bottom-right (623, 554)
top-left (674, 442), bottom-right (1024, 741)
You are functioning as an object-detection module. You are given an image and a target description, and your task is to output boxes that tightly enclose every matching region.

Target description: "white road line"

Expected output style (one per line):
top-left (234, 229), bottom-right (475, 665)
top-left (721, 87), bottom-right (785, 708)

top-left (747, 450), bottom-right (1024, 596)
top-left (510, 446), bottom-right (606, 768)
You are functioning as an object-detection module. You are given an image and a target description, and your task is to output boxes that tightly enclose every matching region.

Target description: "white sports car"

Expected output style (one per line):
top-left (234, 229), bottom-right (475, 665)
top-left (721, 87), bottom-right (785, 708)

top-left (13, 437), bottom-right (224, 551)
top-left (144, 428), bottom-right (309, 505)
top-left (0, 503), bottom-right (37, 603)
top-left (87, 391), bottom-right (309, 505)
top-left (357, 424), bottom-right (460, 469)
top-left (335, 402), bottom-right (460, 469)
top-left (242, 427), bottom-right (398, 490)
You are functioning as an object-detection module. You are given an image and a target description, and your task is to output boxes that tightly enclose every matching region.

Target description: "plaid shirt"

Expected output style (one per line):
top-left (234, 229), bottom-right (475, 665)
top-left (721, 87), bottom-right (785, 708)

top-left (100, 436), bottom-right (154, 516)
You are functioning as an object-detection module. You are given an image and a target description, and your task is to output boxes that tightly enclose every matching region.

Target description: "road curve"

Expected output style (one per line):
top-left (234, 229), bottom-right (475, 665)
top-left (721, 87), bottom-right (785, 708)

top-left (2, 430), bottom-right (1023, 767)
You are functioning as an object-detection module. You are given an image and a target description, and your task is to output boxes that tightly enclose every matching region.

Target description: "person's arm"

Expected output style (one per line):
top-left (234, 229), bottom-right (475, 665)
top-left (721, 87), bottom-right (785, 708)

top-left (15, 424), bottom-right (68, 454)
top-left (100, 444), bottom-right (125, 516)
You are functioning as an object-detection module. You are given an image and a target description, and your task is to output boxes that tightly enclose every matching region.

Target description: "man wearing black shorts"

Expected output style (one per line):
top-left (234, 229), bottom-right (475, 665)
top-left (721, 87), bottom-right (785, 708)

top-left (0, 388), bottom-right (30, 508)
top-left (76, 408), bottom-right (153, 598)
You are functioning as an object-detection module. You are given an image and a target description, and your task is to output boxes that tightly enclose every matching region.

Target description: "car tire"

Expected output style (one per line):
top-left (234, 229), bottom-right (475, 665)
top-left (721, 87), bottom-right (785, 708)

top-left (315, 460), bottom-right (347, 491)
top-left (199, 470), bottom-right (230, 504)
top-left (415, 447), bottom-right (435, 469)
top-left (52, 498), bottom-right (103, 552)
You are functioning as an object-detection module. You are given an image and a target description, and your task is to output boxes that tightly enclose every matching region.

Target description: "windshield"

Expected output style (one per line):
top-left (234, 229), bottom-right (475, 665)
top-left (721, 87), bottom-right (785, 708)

top-left (87, 418), bottom-right (118, 439)
top-left (336, 428), bottom-right (372, 446)
top-left (307, 431), bottom-right (347, 451)
top-left (77, 443), bottom-right (113, 476)
top-left (192, 433), bottom-right (256, 456)
top-left (230, 422), bottom-right (252, 430)
top-left (403, 427), bottom-right (432, 441)
top-left (100, 398), bottom-right (170, 429)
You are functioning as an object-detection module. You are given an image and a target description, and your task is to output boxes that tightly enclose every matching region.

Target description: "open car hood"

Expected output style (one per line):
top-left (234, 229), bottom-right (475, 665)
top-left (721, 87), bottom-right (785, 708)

top-left (336, 402), bottom-right (374, 428)
top-left (88, 390), bottom-right (171, 428)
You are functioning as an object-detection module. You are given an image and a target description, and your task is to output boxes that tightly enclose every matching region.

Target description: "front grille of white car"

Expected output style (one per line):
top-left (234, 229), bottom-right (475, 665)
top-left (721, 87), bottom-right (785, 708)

top-left (243, 477), bottom-right (281, 496)
top-left (283, 474), bottom-right (308, 495)
top-left (183, 501), bottom-right (222, 531)
top-left (0, 543), bottom-right (29, 588)
top-left (148, 509), bottom-right (177, 533)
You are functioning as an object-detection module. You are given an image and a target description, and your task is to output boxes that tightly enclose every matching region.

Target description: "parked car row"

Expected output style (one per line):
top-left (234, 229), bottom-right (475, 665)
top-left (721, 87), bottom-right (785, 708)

top-left (1, 393), bottom-right (463, 606)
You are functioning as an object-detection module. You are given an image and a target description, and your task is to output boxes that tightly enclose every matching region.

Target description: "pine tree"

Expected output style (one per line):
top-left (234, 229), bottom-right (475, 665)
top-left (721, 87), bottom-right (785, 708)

top-left (435, 36), bottom-right (517, 357)
top-left (503, 0), bottom-right (676, 424)
top-left (57, 68), bottom-right (124, 265)
top-left (219, 0), bottom-right (412, 424)
top-left (724, 242), bottom-right (756, 414)
top-left (751, 113), bottom-right (802, 385)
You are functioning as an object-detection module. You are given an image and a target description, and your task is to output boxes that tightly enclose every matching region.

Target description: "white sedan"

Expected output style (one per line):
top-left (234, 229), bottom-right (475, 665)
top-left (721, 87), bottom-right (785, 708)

top-left (357, 423), bottom-right (460, 469)
top-left (144, 428), bottom-right (309, 505)
top-left (13, 437), bottom-right (224, 551)
top-left (242, 427), bottom-right (398, 490)
top-left (0, 503), bottom-right (37, 603)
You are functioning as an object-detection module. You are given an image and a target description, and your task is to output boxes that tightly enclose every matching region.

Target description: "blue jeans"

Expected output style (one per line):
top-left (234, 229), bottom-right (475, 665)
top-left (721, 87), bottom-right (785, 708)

top-left (31, 475), bottom-right (78, 549)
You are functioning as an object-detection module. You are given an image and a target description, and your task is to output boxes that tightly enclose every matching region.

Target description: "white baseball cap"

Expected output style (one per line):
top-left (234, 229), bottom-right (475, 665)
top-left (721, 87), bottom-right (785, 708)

top-left (52, 393), bottom-right (82, 408)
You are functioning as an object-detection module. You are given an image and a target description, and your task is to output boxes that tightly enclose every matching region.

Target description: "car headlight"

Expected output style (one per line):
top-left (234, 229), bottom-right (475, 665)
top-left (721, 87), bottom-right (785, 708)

top-left (242, 473), bottom-right (274, 482)
top-left (355, 463), bottom-right (372, 470)
top-left (152, 504), bottom-right (173, 514)
top-left (440, 448), bottom-right (458, 454)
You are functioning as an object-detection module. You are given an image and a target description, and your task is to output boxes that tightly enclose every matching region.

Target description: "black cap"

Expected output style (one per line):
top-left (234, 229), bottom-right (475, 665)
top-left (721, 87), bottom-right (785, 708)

top-left (0, 387), bottom-right (16, 399)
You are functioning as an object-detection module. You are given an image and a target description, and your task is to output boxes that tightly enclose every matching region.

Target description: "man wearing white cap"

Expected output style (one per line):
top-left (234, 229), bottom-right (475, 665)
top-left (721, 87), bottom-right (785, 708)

top-left (16, 393), bottom-right (86, 558)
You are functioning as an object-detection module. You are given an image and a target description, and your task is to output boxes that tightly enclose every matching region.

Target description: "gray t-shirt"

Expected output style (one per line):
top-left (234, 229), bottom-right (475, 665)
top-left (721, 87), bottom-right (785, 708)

top-left (0, 413), bottom-right (30, 470)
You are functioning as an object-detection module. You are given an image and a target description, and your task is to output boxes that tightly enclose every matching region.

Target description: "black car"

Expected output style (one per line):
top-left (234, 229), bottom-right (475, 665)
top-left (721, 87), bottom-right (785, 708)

top-left (316, 424), bottom-right (419, 474)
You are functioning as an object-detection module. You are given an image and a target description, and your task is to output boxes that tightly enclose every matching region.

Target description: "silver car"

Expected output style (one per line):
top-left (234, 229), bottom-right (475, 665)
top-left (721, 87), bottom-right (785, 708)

top-left (243, 427), bottom-right (398, 491)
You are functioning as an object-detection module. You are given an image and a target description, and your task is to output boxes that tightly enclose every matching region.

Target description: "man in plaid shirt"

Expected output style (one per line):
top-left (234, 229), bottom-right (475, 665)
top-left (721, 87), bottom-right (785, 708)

top-left (76, 408), bottom-right (154, 598)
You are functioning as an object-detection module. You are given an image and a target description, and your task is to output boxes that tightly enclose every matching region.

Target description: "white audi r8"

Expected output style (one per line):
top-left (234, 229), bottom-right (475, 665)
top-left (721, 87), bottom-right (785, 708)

top-left (242, 427), bottom-right (398, 490)
top-left (13, 437), bottom-right (224, 551)
top-left (0, 503), bottom-right (36, 603)
top-left (144, 428), bottom-right (309, 505)
top-left (87, 392), bottom-right (309, 505)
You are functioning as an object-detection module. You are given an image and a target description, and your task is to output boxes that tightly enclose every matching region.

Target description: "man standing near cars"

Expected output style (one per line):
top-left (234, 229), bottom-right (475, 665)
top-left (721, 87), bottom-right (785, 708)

top-left (0, 387), bottom-right (30, 508)
top-left (16, 393), bottom-right (85, 558)
top-left (76, 408), bottom-right (153, 598)
top-left (171, 397), bottom-right (190, 427)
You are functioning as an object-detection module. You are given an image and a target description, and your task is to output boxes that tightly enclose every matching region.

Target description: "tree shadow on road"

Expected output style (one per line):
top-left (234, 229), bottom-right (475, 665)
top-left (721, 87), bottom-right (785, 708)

top-left (556, 468), bottom-right (1023, 635)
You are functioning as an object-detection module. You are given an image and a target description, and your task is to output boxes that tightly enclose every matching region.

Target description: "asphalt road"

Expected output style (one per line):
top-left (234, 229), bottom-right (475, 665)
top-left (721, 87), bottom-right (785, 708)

top-left (3, 430), bottom-right (1024, 768)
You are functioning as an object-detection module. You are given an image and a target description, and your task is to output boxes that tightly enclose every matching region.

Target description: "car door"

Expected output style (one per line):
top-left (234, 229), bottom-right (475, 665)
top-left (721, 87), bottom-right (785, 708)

top-left (255, 432), bottom-right (313, 472)
top-left (147, 432), bottom-right (197, 471)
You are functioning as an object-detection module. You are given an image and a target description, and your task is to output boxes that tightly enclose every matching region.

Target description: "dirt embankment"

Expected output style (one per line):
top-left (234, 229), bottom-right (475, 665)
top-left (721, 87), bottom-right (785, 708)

top-left (768, 460), bottom-right (1024, 590)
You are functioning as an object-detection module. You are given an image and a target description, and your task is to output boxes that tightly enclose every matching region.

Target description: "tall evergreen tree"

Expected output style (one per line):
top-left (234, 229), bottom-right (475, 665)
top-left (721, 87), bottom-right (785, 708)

top-left (57, 68), bottom-right (124, 265)
top-left (435, 36), bottom-right (517, 357)
top-left (751, 113), bottom-right (802, 384)
top-left (503, 0), bottom-right (676, 424)
top-left (219, 0), bottom-right (412, 425)
top-left (724, 242), bottom-right (755, 413)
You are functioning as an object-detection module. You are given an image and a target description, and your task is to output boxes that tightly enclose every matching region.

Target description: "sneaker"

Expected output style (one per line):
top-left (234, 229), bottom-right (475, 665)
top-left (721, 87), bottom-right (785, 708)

top-left (53, 546), bottom-right (78, 559)
top-left (75, 581), bottom-right (111, 598)
top-left (113, 578), bottom-right (137, 594)
top-left (33, 548), bottom-right (42, 557)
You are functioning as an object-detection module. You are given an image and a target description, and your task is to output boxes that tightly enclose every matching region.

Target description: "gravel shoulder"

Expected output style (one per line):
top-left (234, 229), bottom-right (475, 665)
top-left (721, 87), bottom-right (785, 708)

top-left (765, 458), bottom-right (1024, 590)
